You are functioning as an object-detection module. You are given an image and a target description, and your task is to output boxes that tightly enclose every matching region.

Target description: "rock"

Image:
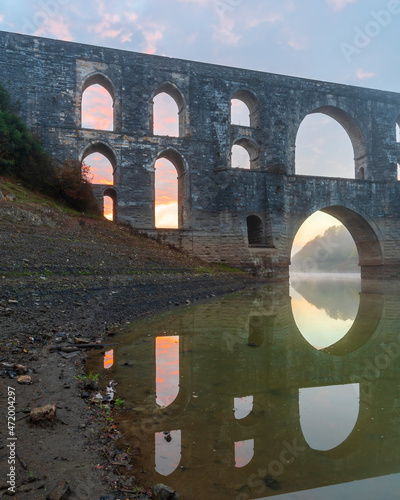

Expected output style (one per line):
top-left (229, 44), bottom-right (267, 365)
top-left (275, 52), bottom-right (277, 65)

top-left (17, 375), bottom-right (32, 384)
top-left (30, 404), bottom-right (57, 424)
top-left (15, 364), bottom-right (28, 375)
top-left (46, 480), bottom-right (71, 500)
top-left (73, 336), bottom-right (89, 344)
top-left (152, 484), bottom-right (179, 500)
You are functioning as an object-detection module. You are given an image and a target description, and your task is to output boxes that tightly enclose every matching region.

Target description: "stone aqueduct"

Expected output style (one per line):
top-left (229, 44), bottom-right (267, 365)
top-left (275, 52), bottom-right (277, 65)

top-left (1, 31), bottom-right (400, 280)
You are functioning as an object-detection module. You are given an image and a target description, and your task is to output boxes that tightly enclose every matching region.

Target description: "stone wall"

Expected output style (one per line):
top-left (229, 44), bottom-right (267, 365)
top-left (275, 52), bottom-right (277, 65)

top-left (1, 30), bottom-right (400, 279)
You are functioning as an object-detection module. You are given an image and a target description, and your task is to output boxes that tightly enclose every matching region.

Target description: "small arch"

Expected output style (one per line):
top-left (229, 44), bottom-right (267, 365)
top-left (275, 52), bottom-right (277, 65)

top-left (153, 82), bottom-right (186, 137)
top-left (81, 73), bottom-right (116, 131)
top-left (232, 138), bottom-right (259, 170)
top-left (295, 104), bottom-right (367, 180)
top-left (246, 215), bottom-right (273, 247)
top-left (247, 215), bottom-right (263, 244)
top-left (231, 90), bottom-right (259, 127)
top-left (80, 141), bottom-right (117, 173)
top-left (154, 149), bottom-right (188, 229)
top-left (396, 121), bottom-right (400, 143)
top-left (103, 187), bottom-right (117, 221)
top-left (82, 72), bottom-right (116, 98)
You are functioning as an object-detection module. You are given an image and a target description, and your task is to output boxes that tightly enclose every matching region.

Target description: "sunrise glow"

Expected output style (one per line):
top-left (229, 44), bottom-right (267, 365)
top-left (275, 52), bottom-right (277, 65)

top-left (156, 336), bottom-right (180, 408)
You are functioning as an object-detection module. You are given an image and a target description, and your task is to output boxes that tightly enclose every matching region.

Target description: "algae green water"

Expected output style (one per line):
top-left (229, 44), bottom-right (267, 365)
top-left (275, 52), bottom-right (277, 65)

top-left (91, 277), bottom-right (400, 500)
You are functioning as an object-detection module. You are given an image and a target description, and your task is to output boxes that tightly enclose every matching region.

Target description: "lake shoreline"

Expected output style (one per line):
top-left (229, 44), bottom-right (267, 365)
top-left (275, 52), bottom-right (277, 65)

top-left (0, 200), bottom-right (261, 499)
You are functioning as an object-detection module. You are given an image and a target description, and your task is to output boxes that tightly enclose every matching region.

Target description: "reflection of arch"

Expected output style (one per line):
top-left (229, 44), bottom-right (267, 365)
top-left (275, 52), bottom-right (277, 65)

top-left (248, 315), bottom-right (274, 347)
top-left (153, 82), bottom-right (186, 137)
top-left (296, 103), bottom-right (367, 179)
top-left (322, 292), bottom-right (383, 355)
top-left (231, 90), bottom-right (259, 127)
top-left (299, 384), bottom-right (360, 452)
top-left (80, 141), bottom-right (118, 175)
top-left (232, 138), bottom-right (259, 169)
top-left (154, 148), bottom-right (189, 228)
top-left (290, 288), bottom-right (384, 356)
top-left (103, 187), bottom-right (117, 222)
top-left (80, 72), bottom-right (116, 131)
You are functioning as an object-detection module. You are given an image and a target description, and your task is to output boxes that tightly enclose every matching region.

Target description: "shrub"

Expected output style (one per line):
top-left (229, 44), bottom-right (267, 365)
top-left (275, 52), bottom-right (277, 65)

top-left (0, 83), bottom-right (101, 216)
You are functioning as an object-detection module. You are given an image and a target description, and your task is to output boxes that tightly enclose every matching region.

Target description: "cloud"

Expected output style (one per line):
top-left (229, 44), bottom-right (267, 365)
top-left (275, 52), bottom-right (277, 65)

top-left (355, 68), bottom-right (375, 80)
top-left (326, 0), bottom-right (357, 12)
top-left (246, 12), bottom-right (282, 28)
top-left (0, 14), bottom-right (4, 22)
top-left (34, 16), bottom-right (73, 41)
top-left (213, 14), bottom-right (241, 45)
top-left (141, 24), bottom-right (164, 54)
top-left (288, 34), bottom-right (309, 51)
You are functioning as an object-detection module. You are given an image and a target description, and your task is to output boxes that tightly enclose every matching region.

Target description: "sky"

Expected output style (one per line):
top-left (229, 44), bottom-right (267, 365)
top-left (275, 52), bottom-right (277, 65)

top-left (1, 0), bottom-right (399, 240)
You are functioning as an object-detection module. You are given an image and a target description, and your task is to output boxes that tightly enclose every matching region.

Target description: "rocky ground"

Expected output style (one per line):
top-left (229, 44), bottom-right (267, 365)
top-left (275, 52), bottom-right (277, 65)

top-left (0, 185), bottom-right (260, 499)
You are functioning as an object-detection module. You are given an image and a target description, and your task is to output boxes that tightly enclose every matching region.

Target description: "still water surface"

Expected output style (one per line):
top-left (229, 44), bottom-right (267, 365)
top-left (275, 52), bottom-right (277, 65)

top-left (92, 276), bottom-right (400, 499)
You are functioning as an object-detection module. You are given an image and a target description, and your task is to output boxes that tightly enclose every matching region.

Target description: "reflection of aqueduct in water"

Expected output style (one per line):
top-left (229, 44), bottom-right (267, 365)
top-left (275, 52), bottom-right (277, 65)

top-left (1, 31), bottom-right (400, 279)
top-left (106, 286), bottom-right (400, 499)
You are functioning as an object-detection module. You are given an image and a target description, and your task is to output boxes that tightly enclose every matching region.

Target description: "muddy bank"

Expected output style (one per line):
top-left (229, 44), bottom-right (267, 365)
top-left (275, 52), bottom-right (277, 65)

top-left (0, 200), bottom-right (261, 499)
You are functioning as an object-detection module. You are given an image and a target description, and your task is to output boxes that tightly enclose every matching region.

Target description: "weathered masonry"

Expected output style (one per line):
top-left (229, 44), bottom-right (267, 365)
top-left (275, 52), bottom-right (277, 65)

top-left (1, 30), bottom-right (400, 280)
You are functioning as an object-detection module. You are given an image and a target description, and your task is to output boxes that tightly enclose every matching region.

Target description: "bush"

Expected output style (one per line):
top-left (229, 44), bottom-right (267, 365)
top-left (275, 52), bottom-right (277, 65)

top-left (0, 84), bottom-right (101, 216)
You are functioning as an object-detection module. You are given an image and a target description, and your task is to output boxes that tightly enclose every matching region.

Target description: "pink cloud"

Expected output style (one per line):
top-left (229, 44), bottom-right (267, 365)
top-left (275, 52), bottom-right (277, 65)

top-left (34, 16), bottom-right (73, 41)
top-left (0, 14), bottom-right (4, 23)
top-left (142, 26), bottom-right (164, 54)
top-left (355, 68), bottom-right (375, 80)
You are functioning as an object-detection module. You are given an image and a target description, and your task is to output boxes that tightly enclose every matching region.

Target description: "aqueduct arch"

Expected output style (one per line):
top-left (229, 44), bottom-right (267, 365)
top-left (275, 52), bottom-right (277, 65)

top-left (1, 30), bottom-right (400, 280)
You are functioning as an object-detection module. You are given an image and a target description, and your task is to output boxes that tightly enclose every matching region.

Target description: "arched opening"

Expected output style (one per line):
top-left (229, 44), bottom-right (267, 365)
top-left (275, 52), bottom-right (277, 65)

top-left (231, 90), bottom-right (259, 127)
top-left (153, 83), bottom-right (185, 137)
top-left (81, 74), bottom-right (115, 131)
top-left (299, 384), bottom-right (360, 451)
top-left (231, 99), bottom-right (250, 127)
top-left (246, 215), bottom-right (273, 247)
top-left (295, 106), bottom-right (367, 179)
top-left (231, 139), bottom-right (259, 170)
top-left (154, 149), bottom-right (187, 229)
top-left (246, 215), bottom-right (263, 244)
top-left (232, 144), bottom-right (250, 169)
top-left (103, 187), bottom-right (117, 222)
top-left (83, 152), bottom-right (114, 185)
top-left (396, 122), bottom-right (400, 143)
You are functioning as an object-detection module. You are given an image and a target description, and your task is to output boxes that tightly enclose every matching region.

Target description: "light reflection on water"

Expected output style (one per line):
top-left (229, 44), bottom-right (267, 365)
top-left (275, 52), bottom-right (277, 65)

top-left (90, 278), bottom-right (400, 500)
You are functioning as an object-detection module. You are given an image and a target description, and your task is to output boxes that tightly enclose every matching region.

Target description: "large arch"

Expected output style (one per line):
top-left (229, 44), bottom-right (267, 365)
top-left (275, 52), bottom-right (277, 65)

top-left (289, 205), bottom-right (383, 278)
top-left (295, 103), bottom-right (368, 180)
top-left (231, 89), bottom-right (260, 128)
top-left (153, 82), bottom-right (186, 137)
top-left (154, 148), bottom-right (189, 229)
